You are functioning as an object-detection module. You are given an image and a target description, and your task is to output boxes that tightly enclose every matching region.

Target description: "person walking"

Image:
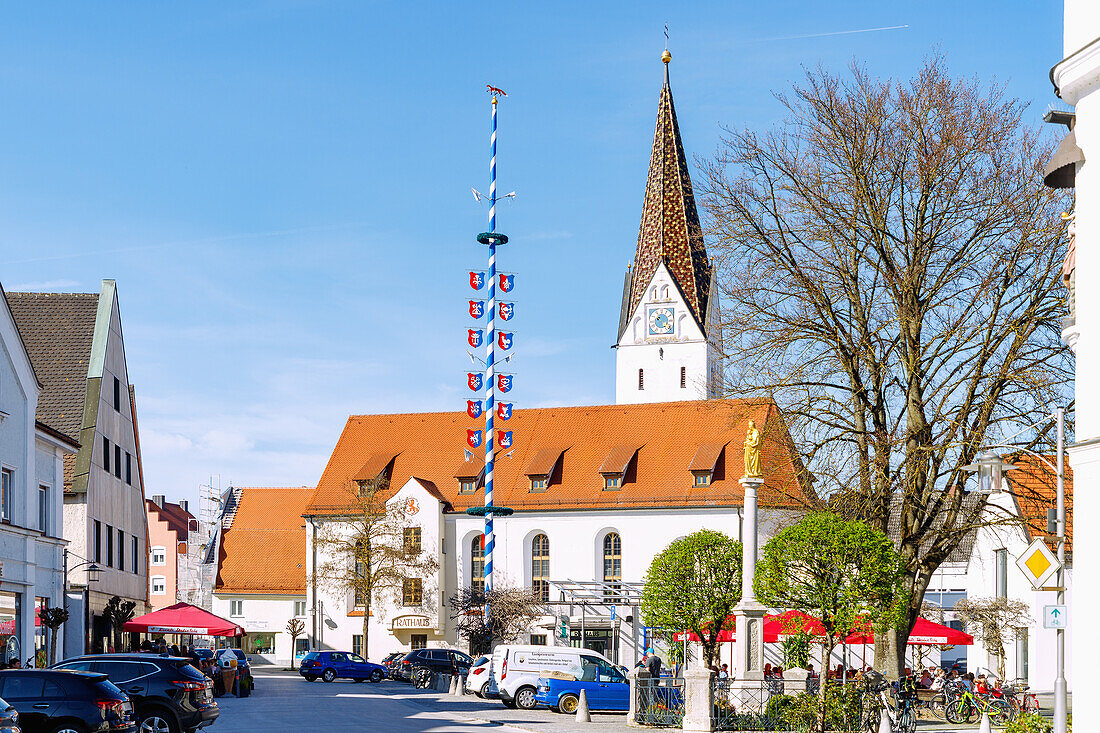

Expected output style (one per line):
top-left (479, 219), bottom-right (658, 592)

top-left (644, 648), bottom-right (662, 679)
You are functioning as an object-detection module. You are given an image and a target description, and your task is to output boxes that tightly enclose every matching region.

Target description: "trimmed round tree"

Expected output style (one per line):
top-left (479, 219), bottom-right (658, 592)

top-left (641, 530), bottom-right (742, 668)
top-left (756, 512), bottom-right (902, 732)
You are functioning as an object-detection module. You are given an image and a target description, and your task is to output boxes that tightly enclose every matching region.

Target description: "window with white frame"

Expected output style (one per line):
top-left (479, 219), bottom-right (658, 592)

top-left (151, 546), bottom-right (166, 566)
top-left (230, 599), bottom-right (244, 617)
top-left (151, 576), bottom-right (167, 595)
top-left (994, 548), bottom-right (1008, 598)
top-left (38, 485), bottom-right (49, 534)
top-left (294, 600), bottom-right (307, 617)
top-left (0, 468), bottom-right (12, 523)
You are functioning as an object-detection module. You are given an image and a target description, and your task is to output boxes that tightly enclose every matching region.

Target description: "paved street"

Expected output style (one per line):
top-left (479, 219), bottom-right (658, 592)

top-left (214, 669), bottom-right (633, 733)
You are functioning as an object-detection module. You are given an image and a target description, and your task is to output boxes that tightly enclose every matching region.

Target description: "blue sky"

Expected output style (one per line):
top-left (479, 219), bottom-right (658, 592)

top-left (0, 1), bottom-right (1066, 505)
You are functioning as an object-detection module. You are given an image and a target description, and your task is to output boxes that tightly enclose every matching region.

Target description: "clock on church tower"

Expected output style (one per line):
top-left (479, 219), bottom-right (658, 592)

top-left (647, 306), bottom-right (674, 335)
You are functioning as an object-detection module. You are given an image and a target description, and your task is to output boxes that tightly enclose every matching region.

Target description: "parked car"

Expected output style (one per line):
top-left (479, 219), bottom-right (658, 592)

top-left (0, 668), bottom-right (136, 733)
top-left (0, 696), bottom-right (15, 733)
top-left (380, 652), bottom-right (404, 679)
top-left (395, 649), bottom-right (474, 683)
top-left (466, 656), bottom-right (493, 698)
top-left (52, 653), bottom-right (218, 733)
top-left (299, 652), bottom-right (387, 683)
top-left (535, 664), bottom-right (630, 714)
top-left (492, 645), bottom-right (619, 710)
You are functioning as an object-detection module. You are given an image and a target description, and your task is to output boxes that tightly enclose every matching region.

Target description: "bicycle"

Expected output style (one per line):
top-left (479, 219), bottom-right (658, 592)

top-left (412, 666), bottom-right (434, 689)
top-left (945, 685), bottom-right (1013, 725)
top-left (861, 671), bottom-right (916, 733)
top-left (1002, 680), bottom-right (1040, 716)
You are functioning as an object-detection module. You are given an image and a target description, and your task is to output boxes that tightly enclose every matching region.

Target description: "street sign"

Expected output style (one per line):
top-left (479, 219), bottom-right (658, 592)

top-left (611, 607), bottom-right (616, 620)
top-left (1015, 538), bottom-right (1062, 589)
top-left (1044, 605), bottom-right (1068, 629)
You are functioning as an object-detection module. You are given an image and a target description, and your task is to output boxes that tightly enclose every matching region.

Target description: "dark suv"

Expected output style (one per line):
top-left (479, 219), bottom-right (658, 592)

top-left (53, 654), bottom-right (218, 733)
top-left (0, 669), bottom-right (135, 733)
top-left (396, 649), bottom-right (474, 682)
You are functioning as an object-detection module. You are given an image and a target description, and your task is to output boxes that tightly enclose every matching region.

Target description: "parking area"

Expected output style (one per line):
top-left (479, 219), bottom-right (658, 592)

top-left (219, 668), bottom-right (632, 733)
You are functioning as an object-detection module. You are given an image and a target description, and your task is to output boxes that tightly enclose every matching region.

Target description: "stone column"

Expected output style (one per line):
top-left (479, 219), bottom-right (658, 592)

top-left (627, 666), bottom-right (650, 727)
top-left (682, 665), bottom-right (715, 733)
top-left (731, 477), bottom-right (767, 706)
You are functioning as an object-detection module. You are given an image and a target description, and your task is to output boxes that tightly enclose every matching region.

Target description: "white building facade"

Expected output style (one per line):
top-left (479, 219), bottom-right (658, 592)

top-left (0, 286), bottom-right (75, 666)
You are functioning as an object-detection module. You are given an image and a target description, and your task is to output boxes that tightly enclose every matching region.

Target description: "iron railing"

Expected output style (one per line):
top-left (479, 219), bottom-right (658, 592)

top-left (635, 676), bottom-right (685, 727)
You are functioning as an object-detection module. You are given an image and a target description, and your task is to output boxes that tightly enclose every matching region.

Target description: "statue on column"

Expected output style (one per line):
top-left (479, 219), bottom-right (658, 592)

top-left (744, 420), bottom-right (762, 478)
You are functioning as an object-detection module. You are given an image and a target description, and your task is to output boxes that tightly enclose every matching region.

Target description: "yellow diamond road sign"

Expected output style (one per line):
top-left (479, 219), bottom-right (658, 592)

top-left (1016, 538), bottom-right (1062, 589)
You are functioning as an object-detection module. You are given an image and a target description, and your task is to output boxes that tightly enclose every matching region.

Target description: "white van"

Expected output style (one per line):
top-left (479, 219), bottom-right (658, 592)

top-left (491, 644), bottom-right (616, 710)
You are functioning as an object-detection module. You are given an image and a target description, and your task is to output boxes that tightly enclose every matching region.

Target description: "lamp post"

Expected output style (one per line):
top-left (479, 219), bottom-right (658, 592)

top-left (962, 406), bottom-right (1068, 733)
top-left (63, 549), bottom-right (102, 656)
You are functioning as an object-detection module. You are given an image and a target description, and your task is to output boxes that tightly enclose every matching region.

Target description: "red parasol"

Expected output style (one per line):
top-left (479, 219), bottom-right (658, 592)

top-left (123, 602), bottom-right (244, 637)
top-left (844, 616), bottom-right (973, 646)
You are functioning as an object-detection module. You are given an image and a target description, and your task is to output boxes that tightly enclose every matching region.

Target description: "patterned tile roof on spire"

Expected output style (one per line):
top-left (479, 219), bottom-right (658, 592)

top-left (628, 62), bottom-right (712, 328)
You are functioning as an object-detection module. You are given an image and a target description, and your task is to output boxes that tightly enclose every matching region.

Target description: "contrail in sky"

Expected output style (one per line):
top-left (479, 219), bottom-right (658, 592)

top-left (758, 24), bottom-right (909, 42)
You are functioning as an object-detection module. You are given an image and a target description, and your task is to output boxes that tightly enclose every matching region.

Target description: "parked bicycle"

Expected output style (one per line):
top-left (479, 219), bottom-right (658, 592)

top-left (945, 684), bottom-right (1013, 725)
top-left (861, 671), bottom-right (916, 733)
top-left (412, 666), bottom-right (435, 689)
top-left (1001, 679), bottom-right (1041, 717)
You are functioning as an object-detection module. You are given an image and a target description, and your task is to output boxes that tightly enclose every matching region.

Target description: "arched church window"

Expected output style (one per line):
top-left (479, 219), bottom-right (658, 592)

top-left (471, 535), bottom-right (485, 595)
top-left (532, 534), bottom-right (550, 602)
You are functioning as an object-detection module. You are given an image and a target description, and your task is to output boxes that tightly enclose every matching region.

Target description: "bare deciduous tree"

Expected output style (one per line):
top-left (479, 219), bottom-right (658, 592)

top-left (286, 618), bottom-right (305, 669)
top-left (449, 585), bottom-right (546, 656)
top-left (312, 480), bottom-right (438, 657)
top-left (953, 597), bottom-right (1031, 680)
top-left (699, 54), bottom-right (1071, 675)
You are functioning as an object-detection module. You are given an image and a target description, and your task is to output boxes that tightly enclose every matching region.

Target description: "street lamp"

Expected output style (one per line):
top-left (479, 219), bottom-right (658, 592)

top-left (960, 450), bottom-right (1018, 494)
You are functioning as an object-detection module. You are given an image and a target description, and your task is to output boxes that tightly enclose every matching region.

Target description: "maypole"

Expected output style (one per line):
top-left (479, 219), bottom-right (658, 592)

top-left (466, 85), bottom-right (515, 610)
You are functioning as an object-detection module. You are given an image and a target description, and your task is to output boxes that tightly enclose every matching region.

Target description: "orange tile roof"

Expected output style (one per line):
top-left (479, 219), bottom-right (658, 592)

top-left (1009, 455), bottom-right (1073, 559)
top-left (305, 400), bottom-right (809, 515)
top-left (215, 486), bottom-right (314, 594)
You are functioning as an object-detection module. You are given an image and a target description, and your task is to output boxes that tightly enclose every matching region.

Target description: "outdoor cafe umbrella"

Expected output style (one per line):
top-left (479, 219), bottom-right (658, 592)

top-left (844, 616), bottom-right (974, 646)
top-left (123, 602), bottom-right (244, 637)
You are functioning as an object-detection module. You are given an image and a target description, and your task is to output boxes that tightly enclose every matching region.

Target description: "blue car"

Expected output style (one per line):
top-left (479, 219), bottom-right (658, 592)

top-left (535, 666), bottom-right (629, 714)
top-left (300, 651), bottom-right (387, 683)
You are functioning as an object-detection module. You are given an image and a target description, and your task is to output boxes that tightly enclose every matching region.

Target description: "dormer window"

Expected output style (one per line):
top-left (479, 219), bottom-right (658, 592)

top-left (459, 479), bottom-right (478, 494)
top-left (599, 445), bottom-right (639, 492)
top-left (525, 447), bottom-right (567, 493)
top-left (688, 442), bottom-right (726, 488)
top-left (353, 452), bottom-right (399, 496)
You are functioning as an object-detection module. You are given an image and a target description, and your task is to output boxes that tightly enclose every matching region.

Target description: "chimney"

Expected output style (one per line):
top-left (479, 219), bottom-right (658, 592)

top-left (179, 500), bottom-right (189, 514)
top-left (152, 495), bottom-right (165, 508)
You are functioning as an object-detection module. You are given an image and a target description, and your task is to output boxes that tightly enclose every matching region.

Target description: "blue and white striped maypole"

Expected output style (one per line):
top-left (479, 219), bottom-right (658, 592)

top-left (483, 93), bottom-right (498, 595)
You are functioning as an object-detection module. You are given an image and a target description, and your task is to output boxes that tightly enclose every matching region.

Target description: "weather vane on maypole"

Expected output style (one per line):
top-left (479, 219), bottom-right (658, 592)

top-left (465, 84), bottom-right (515, 600)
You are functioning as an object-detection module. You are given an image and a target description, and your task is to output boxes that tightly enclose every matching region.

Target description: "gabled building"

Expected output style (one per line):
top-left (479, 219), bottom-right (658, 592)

top-left (212, 486), bottom-right (312, 665)
top-left (616, 52), bottom-right (721, 404)
top-left (9, 280), bottom-right (150, 655)
top-left (304, 400), bottom-right (807, 661)
top-left (0, 284), bottom-right (77, 666)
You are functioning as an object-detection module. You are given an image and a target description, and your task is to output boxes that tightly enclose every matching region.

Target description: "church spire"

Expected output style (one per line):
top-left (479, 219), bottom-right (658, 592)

top-left (627, 48), bottom-right (711, 328)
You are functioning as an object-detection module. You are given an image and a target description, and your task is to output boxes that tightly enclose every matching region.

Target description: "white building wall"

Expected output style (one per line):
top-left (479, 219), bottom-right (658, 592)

top-left (211, 593), bottom-right (306, 666)
top-left (616, 263), bottom-right (715, 404)
top-left (308, 479), bottom-right (800, 663)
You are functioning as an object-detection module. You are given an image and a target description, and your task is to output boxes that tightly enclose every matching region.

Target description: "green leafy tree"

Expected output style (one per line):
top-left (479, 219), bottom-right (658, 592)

top-left (40, 606), bottom-right (69, 665)
top-left (756, 512), bottom-right (903, 733)
top-left (641, 530), bottom-right (742, 668)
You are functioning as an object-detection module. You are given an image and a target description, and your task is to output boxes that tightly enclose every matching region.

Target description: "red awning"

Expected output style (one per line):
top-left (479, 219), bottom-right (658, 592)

top-left (123, 602), bottom-right (244, 637)
top-left (844, 617), bottom-right (973, 646)
top-left (673, 610), bottom-right (826, 643)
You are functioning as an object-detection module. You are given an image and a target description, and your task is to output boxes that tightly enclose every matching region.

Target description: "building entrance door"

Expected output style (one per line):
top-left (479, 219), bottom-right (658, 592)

top-left (570, 628), bottom-right (611, 657)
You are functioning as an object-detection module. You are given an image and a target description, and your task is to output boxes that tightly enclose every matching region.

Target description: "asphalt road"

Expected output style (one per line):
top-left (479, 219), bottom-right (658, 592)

top-left (212, 670), bottom-right (537, 733)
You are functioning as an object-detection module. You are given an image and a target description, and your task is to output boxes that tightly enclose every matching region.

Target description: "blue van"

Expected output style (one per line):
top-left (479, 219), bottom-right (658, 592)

top-left (534, 659), bottom-right (629, 714)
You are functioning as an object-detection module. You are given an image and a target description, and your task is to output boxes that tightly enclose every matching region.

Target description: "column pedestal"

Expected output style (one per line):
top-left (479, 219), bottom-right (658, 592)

top-left (731, 476), bottom-right (767, 709)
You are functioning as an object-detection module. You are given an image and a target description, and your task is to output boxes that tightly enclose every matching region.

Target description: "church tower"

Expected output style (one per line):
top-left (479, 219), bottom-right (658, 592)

top-left (616, 50), bottom-right (720, 404)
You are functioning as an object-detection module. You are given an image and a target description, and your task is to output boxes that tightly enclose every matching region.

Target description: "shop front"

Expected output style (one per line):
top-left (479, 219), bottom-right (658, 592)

top-left (0, 592), bottom-right (20, 665)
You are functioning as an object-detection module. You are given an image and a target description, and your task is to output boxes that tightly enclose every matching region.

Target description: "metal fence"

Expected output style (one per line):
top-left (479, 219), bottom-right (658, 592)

top-left (712, 680), bottom-right (785, 731)
top-left (635, 677), bottom-right (686, 727)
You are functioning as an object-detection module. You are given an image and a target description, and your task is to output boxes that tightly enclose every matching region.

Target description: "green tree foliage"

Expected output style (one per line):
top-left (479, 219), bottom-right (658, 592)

top-left (641, 530), bottom-right (741, 667)
top-left (756, 513), bottom-right (902, 733)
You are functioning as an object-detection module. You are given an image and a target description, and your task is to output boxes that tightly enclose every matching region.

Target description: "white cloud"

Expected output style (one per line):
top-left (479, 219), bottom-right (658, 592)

top-left (7, 279), bottom-right (81, 292)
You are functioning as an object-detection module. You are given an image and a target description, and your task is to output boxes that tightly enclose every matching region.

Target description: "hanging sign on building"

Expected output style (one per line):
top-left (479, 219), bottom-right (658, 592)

top-left (391, 615), bottom-right (432, 631)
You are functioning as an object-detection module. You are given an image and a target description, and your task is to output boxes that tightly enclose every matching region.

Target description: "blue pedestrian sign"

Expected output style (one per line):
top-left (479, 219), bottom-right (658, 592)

top-left (1044, 605), bottom-right (1068, 629)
